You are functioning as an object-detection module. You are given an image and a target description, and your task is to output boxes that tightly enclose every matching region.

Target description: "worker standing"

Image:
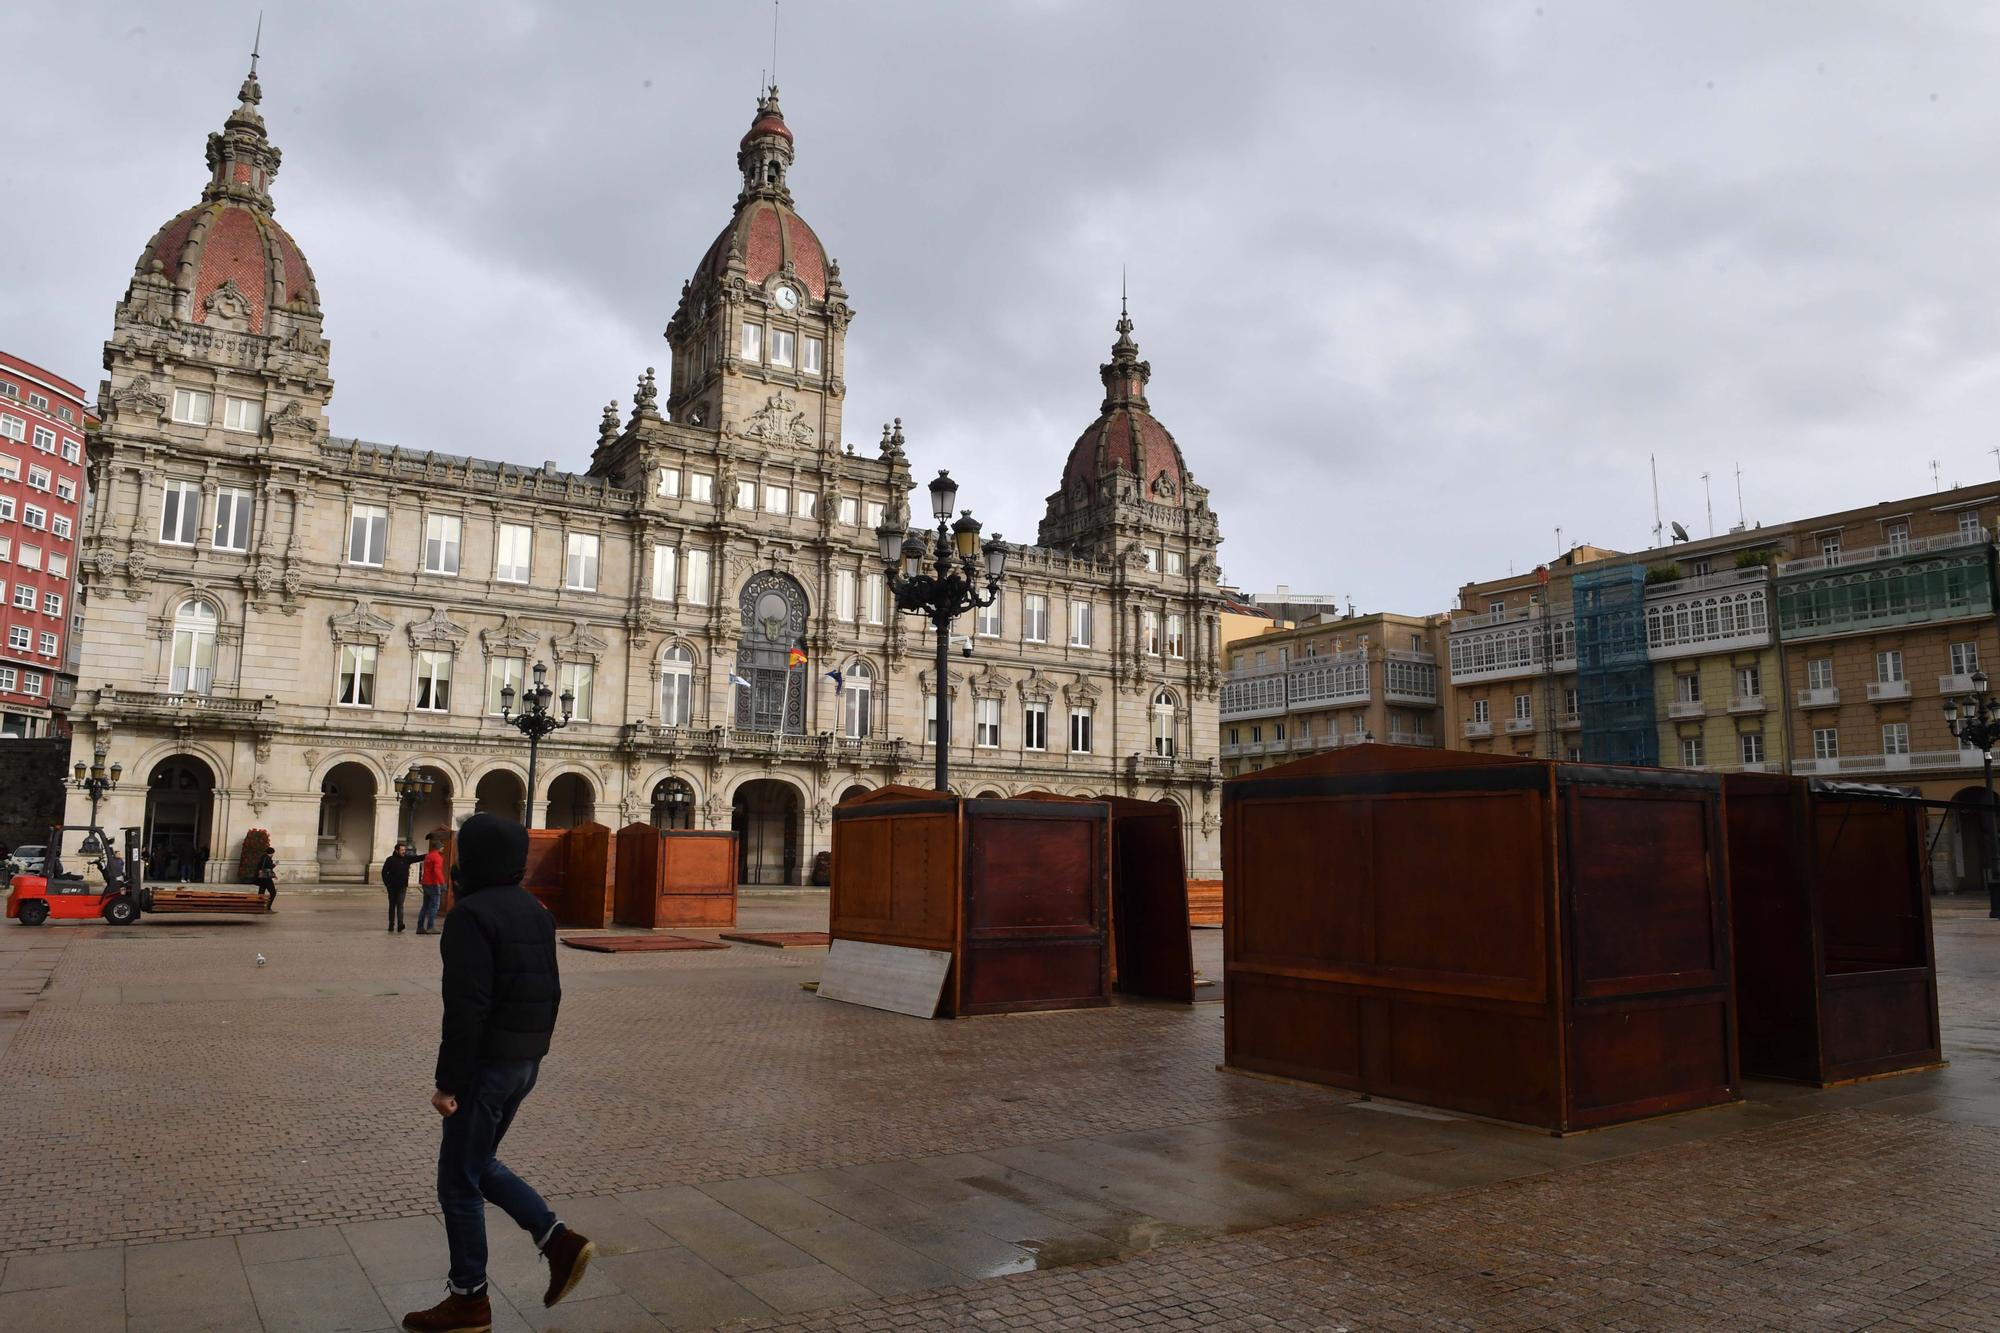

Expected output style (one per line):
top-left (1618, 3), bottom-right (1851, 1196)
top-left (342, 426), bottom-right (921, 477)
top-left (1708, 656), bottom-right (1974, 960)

top-left (415, 836), bottom-right (447, 935)
top-left (379, 841), bottom-right (424, 933)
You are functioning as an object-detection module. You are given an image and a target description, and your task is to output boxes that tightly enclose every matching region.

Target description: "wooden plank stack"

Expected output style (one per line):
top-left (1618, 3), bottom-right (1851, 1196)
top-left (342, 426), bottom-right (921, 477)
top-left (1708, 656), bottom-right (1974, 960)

top-left (147, 888), bottom-right (270, 915)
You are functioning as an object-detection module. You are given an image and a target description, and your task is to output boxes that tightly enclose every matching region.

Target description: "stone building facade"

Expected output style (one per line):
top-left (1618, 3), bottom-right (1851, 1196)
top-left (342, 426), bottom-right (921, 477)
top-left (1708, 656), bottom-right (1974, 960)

top-left (69, 66), bottom-right (1225, 884)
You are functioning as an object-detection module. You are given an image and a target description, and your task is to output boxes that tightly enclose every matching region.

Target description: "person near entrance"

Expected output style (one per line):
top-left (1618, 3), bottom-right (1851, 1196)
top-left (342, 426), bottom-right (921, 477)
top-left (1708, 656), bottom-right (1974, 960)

top-left (416, 836), bottom-right (447, 935)
top-left (380, 841), bottom-right (424, 933)
top-left (254, 845), bottom-right (278, 911)
top-left (400, 813), bottom-right (592, 1333)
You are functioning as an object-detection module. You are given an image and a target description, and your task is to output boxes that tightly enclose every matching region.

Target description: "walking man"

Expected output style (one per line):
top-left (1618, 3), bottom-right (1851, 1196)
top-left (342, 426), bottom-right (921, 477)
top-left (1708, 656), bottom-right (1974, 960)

top-left (380, 840), bottom-right (424, 933)
top-left (254, 845), bottom-right (278, 911)
top-left (401, 813), bottom-right (591, 1333)
top-left (416, 835), bottom-right (447, 935)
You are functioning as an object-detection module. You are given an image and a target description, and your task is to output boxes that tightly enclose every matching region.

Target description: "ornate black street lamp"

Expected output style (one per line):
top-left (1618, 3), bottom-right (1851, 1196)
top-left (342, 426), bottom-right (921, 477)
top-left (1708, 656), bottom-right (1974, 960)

top-left (500, 660), bottom-right (572, 829)
top-left (393, 763), bottom-right (437, 845)
top-left (1943, 670), bottom-right (2000, 918)
top-left (878, 469), bottom-right (1007, 793)
top-left (71, 744), bottom-right (122, 831)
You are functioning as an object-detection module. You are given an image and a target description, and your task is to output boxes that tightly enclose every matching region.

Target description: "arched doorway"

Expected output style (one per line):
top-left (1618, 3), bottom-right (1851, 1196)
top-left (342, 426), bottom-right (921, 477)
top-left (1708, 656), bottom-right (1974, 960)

top-left (474, 769), bottom-right (525, 822)
top-left (652, 777), bottom-right (696, 830)
top-left (974, 789), bottom-right (1004, 799)
top-left (144, 755), bottom-right (216, 882)
top-left (733, 779), bottom-right (802, 885)
top-left (735, 571), bottom-right (809, 734)
top-left (544, 773), bottom-right (596, 830)
top-left (1948, 786), bottom-right (1994, 894)
top-left (837, 782), bottom-right (871, 805)
top-left (316, 761), bottom-right (379, 884)
top-left (404, 766), bottom-right (455, 845)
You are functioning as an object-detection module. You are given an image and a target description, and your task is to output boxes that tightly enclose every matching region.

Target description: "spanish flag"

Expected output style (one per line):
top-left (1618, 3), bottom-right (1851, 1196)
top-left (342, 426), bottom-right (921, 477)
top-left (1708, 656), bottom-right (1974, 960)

top-left (787, 640), bottom-right (808, 669)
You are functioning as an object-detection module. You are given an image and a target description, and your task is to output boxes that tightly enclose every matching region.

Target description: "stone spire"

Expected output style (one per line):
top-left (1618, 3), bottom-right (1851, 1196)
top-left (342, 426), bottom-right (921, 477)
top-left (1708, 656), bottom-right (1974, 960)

top-left (1099, 296), bottom-right (1151, 413)
top-left (737, 85), bottom-right (796, 206)
top-left (204, 44), bottom-right (283, 212)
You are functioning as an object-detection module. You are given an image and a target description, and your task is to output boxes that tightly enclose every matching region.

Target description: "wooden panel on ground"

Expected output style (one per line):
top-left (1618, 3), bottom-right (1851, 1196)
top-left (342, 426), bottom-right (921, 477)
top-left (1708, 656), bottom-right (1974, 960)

top-left (562, 934), bottom-right (731, 953)
top-left (817, 937), bottom-right (953, 1017)
top-left (144, 888), bottom-right (270, 916)
top-left (720, 931), bottom-right (831, 948)
top-left (1723, 772), bottom-right (1943, 1085)
top-left (1224, 743), bottom-right (1740, 1135)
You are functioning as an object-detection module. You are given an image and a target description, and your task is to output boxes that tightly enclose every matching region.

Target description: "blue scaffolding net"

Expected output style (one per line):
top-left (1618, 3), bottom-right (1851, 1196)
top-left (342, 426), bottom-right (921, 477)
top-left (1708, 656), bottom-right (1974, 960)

top-left (1573, 566), bottom-right (1657, 767)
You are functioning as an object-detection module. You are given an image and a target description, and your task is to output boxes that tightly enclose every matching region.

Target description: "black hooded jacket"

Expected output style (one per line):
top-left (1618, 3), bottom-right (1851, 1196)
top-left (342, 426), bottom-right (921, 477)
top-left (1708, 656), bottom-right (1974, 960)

top-left (433, 815), bottom-right (560, 1095)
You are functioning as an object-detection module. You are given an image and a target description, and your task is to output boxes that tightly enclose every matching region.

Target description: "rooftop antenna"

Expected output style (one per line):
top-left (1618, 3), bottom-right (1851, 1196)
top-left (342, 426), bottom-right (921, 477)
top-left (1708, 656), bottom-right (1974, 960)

top-left (1649, 454), bottom-right (1663, 548)
top-left (1700, 471), bottom-right (1713, 537)
top-left (1121, 264), bottom-right (1128, 316)
top-left (1989, 446), bottom-right (1999, 476)
top-left (1932, 459), bottom-right (1941, 492)
top-left (1555, 525), bottom-right (1563, 554)
top-left (251, 11), bottom-right (262, 74)
top-left (1734, 462), bottom-right (1746, 530)
top-left (771, 0), bottom-right (780, 88)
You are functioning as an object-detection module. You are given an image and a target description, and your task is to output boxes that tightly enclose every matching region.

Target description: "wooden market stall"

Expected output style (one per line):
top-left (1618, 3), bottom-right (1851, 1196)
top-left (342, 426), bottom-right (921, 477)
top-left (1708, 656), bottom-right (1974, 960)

top-left (1223, 744), bottom-right (1740, 1135)
top-left (829, 786), bottom-right (1111, 1017)
top-left (612, 825), bottom-right (738, 928)
top-left (441, 821), bottom-right (613, 928)
top-left (1722, 772), bottom-right (1943, 1086)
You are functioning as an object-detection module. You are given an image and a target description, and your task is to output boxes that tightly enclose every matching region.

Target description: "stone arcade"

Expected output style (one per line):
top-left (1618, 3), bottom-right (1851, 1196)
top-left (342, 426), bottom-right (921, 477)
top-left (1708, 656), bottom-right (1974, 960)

top-left (70, 64), bottom-right (1227, 884)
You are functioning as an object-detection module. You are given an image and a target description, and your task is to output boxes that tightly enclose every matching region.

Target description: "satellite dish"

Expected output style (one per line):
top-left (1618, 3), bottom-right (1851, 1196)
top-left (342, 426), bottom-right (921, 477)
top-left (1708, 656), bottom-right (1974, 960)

top-left (1671, 521), bottom-right (1690, 542)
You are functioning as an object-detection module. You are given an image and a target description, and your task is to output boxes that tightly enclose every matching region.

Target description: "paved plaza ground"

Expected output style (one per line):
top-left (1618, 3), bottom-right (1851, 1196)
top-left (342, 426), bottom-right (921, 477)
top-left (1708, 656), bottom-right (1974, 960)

top-left (0, 890), bottom-right (1996, 1332)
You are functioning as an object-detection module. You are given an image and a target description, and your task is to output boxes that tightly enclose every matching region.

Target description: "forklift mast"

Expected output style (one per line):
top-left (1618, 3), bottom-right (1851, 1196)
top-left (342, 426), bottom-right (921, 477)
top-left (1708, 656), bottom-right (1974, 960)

top-left (124, 827), bottom-right (151, 911)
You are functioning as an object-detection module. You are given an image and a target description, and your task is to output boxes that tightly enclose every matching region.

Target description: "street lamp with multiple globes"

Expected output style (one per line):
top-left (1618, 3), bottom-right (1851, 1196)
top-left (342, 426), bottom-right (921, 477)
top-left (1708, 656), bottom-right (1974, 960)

top-left (72, 745), bottom-right (123, 832)
top-left (877, 469), bottom-right (1008, 793)
top-left (500, 660), bottom-right (572, 829)
top-left (393, 763), bottom-right (437, 846)
top-left (1943, 671), bottom-right (2000, 918)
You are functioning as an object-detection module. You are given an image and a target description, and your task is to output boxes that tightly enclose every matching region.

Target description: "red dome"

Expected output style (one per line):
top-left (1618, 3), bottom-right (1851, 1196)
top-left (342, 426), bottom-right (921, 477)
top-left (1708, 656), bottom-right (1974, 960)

top-left (741, 112), bottom-right (793, 147)
top-left (1063, 406), bottom-right (1186, 497)
top-left (136, 200), bottom-right (317, 336)
top-left (697, 198), bottom-right (829, 300)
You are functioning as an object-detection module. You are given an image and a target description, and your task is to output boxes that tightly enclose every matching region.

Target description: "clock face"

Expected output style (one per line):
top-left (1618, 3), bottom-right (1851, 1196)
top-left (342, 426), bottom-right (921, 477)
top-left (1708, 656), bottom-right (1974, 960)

top-left (773, 285), bottom-right (798, 310)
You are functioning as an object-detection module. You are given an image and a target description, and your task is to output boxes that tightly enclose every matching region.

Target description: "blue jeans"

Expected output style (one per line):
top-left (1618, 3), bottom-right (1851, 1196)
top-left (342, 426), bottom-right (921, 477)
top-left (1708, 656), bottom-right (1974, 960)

top-left (417, 885), bottom-right (442, 932)
top-left (439, 1059), bottom-right (559, 1295)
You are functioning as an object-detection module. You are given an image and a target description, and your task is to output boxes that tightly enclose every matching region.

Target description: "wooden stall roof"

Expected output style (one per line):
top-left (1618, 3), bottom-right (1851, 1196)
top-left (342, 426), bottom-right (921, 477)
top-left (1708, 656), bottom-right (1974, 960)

top-left (1226, 741), bottom-right (1721, 795)
top-left (1229, 742), bottom-right (1537, 783)
top-left (834, 784), bottom-right (954, 810)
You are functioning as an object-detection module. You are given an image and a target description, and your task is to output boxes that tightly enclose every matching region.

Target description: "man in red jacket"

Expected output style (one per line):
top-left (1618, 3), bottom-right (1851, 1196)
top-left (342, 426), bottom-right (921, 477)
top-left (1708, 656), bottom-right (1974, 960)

top-left (416, 836), bottom-right (448, 935)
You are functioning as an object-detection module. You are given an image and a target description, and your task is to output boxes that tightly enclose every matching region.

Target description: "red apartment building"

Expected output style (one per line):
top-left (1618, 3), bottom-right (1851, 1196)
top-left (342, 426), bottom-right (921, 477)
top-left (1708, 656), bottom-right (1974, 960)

top-left (0, 352), bottom-right (89, 737)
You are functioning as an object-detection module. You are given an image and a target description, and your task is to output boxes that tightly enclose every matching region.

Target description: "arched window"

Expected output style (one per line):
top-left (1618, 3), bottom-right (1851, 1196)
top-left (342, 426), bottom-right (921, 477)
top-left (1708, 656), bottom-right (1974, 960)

top-left (843, 661), bottom-right (873, 739)
top-left (661, 645), bottom-right (694, 727)
top-left (1151, 688), bottom-right (1178, 758)
top-left (652, 776), bottom-right (695, 830)
top-left (170, 600), bottom-right (217, 695)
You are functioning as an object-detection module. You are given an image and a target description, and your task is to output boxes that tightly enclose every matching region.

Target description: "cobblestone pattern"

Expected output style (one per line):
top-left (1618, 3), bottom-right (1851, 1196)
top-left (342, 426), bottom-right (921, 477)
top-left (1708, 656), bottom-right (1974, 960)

top-left (739, 1110), bottom-right (2000, 1332)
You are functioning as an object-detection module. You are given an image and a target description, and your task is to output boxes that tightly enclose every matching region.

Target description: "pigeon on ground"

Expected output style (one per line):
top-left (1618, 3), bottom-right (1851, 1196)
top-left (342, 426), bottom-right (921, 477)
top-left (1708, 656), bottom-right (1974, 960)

top-left (255, 954), bottom-right (267, 967)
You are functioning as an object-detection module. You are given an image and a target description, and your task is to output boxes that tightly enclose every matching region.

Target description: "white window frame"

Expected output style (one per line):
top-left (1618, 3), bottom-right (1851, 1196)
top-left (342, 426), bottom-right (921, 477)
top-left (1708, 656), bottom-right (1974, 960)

top-left (487, 655), bottom-right (526, 715)
top-left (1807, 658), bottom-right (1834, 691)
top-left (735, 480), bottom-right (757, 510)
top-left (1165, 613), bottom-right (1185, 658)
top-left (159, 481), bottom-right (201, 547)
top-left (976, 698), bottom-right (1001, 748)
top-left (1883, 721), bottom-right (1910, 756)
top-left (1068, 600), bottom-right (1093, 648)
top-left (661, 647), bottom-right (695, 727)
top-left (843, 663), bottom-right (873, 739)
top-left (689, 472), bottom-right (714, 504)
top-left (222, 396), bottom-right (262, 434)
top-left (347, 504), bottom-right (388, 567)
top-left (1740, 731), bottom-right (1765, 766)
top-left (651, 545), bottom-right (678, 602)
top-left (414, 649), bottom-right (453, 713)
top-left (171, 599), bottom-right (218, 693)
top-left (563, 532), bottom-right (600, 592)
top-left (559, 662), bottom-right (594, 721)
top-left (1875, 649), bottom-right (1904, 683)
top-left (802, 337), bottom-right (823, 375)
top-left (835, 570), bottom-right (856, 622)
top-left (423, 513), bottom-right (463, 576)
top-left (1024, 594), bottom-right (1048, 644)
top-left (740, 322), bottom-right (762, 361)
top-left (975, 598), bottom-right (1000, 638)
top-left (1069, 706), bottom-right (1093, 753)
top-left (1952, 641), bottom-right (1980, 676)
top-left (495, 522), bottom-right (532, 584)
top-left (1023, 702), bottom-right (1048, 751)
top-left (764, 484), bottom-right (790, 515)
top-left (171, 388), bottom-right (212, 426)
top-left (685, 549), bottom-right (712, 605)
top-left (656, 467), bottom-right (681, 498)
top-left (1813, 727), bottom-right (1839, 761)
top-left (769, 328), bottom-right (796, 368)
top-left (336, 643), bottom-right (377, 708)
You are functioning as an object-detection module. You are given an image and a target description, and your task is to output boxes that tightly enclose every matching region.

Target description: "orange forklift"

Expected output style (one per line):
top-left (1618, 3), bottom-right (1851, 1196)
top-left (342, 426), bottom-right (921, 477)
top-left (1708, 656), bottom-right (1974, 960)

top-left (5, 825), bottom-right (271, 926)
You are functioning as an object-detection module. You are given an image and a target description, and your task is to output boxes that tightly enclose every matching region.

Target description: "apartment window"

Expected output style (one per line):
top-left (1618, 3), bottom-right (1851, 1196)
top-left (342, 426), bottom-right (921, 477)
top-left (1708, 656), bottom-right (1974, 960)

top-left (347, 504), bottom-right (387, 566)
top-left (0, 415), bottom-right (20, 442)
top-left (1959, 510), bottom-right (1982, 539)
top-left (1023, 594), bottom-right (1049, 643)
top-left (211, 488), bottom-right (254, 552)
top-left (12, 585), bottom-right (33, 611)
top-left (834, 570), bottom-right (856, 621)
top-left (61, 440), bottom-right (79, 464)
top-left (1069, 600), bottom-right (1094, 648)
top-left (802, 337), bottom-right (823, 374)
top-left (1151, 689), bottom-right (1178, 758)
top-left (1876, 650), bottom-right (1904, 683)
top-left (1680, 736), bottom-right (1705, 768)
top-left (1676, 673), bottom-right (1701, 704)
top-left (171, 388), bottom-right (212, 426)
top-left (976, 698), bottom-right (1001, 748)
top-left (1952, 642), bottom-right (1980, 676)
top-left (661, 646), bottom-right (695, 726)
top-left (651, 545), bottom-right (677, 601)
top-left (26, 466), bottom-right (48, 492)
top-left (1883, 722), bottom-right (1910, 756)
top-left (159, 481), bottom-right (201, 545)
top-left (1488, 600), bottom-right (1506, 616)
top-left (1813, 727), bottom-right (1839, 760)
top-left (27, 393), bottom-right (46, 411)
top-left (1563, 687), bottom-right (1579, 720)
top-left (1250, 725), bottom-right (1263, 744)
top-left (486, 656), bottom-right (526, 714)
top-left (1473, 699), bottom-right (1490, 723)
top-left (1740, 732), bottom-right (1765, 766)
top-left (864, 501), bottom-right (885, 530)
top-left (414, 650), bottom-right (452, 712)
top-left (769, 329), bottom-right (795, 368)
top-left (1142, 610), bottom-right (1160, 655)
top-left (21, 672), bottom-right (40, 697)
top-left (5, 627), bottom-right (25, 652)
top-left (0, 667), bottom-right (14, 691)
top-left (21, 505), bottom-right (44, 531)
top-left (764, 484), bottom-right (790, 515)
top-left (41, 593), bottom-right (59, 617)
top-left (797, 489), bottom-right (818, 519)
top-left (686, 549), bottom-right (712, 605)
top-left (1166, 551), bottom-right (1185, 575)
top-left (49, 516), bottom-right (69, 540)
top-left (740, 322), bottom-right (762, 361)
top-left (842, 661), bottom-right (872, 738)
top-left (1818, 532), bottom-right (1842, 561)
top-left (563, 532), bottom-right (599, 591)
top-left (688, 472), bottom-right (715, 504)
top-left (0, 498), bottom-right (12, 522)
top-left (16, 545), bottom-right (37, 570)
top-left (337, 643), bottom-right (377, 707)
top-left (1023, 702), bottom-right (1047, 751)
top-left (1807, 658), bottom-right (1834, 691)
top-left (1884, 520), bottom-right (1910, 554)
top-left (1069, 707), bottom-right (1093, 753)
top-left (656, 467), bottom-right (681, 498)
top-left (423, 513), bottom-right (462, 575)
top-left (54, 478), bottom-right (74, 503)
top-left (735, 480), bottom-right (757, 510)
top-left (37, 631), bottom-right (55, 656)
top-left (44, 554), bottom-right (62, 578)
top-left (862, 574), bottom-right (884, 624)
top-left (1165, 613), bottom-right (1186, 658)
top-left (1734, 665), bottom-right (1761, 699)
top-left (1273, 721), bottom-right (1287, 741)
top-left (1143, 547), bottom-right (1160, 572)
top-left (559, 663), bottom-right (594, 721)
top-left (493, 523), bottom-right (532, 583)
top-left (0, 456), bottom-right (15, 481)
top-left (1513, 693), bottom-right (1532, 721)
top-left (838, 496), bottom-right (858, 526)
top-left (222, 396), bottom-right (262, 434)
top-left (975, 597), bottom-right (1000, 638)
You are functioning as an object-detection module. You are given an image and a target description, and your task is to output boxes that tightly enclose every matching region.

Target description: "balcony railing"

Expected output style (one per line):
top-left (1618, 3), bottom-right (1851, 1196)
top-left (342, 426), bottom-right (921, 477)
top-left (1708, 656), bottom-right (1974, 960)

top-left (1728, 694), bottom-right (1766, 714)
top-left (1777, 526), bottom-right (1988, 575)
top-left (1941, 673), bottom-right (1979, 695)
top-left (1463, 720), bottom-right (1493, 738)
top-left (1667, 699), bottom-right (1706, 720)
top-left (1503, 716), bottom-right (1536, 734)
top-left (1642, 565), bottom-right (1772, 598)
top-left (1796, 687), bottom-right (1839, 708)
top-left (1388, 730), bottom-right (1440, 747)
top-left (641, 725), bottom-right (908, 767)
top-left (1866, 679), bottom-right (1913, 702)
top-left (1791, 749), bottom-right (1980, 777)
top-left (89, 686), bottom-right (270, 720)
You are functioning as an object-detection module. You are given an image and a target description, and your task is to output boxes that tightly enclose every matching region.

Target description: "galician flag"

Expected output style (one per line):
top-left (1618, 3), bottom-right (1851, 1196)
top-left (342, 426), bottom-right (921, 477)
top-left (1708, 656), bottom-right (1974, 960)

top-left (728, 672), bottom-right (753, 690)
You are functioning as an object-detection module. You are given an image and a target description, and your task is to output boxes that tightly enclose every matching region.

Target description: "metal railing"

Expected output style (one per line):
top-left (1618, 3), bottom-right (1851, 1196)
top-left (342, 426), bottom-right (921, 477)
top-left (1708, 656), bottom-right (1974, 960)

top-left (1778, 527), bottom-right (1988, 575)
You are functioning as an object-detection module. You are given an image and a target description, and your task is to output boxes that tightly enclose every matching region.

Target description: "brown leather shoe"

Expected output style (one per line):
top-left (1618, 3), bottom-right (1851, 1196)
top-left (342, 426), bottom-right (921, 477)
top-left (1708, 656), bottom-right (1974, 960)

top-left (400, 1288), bottom-right (492, 1333)
top-left (541, 1226), bottom-right (596, 1307)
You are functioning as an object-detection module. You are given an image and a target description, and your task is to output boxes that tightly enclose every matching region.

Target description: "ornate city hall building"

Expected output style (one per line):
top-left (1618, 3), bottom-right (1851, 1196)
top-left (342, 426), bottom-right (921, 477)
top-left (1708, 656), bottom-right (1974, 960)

top-left (70, 63), bottom-right (1226, 884)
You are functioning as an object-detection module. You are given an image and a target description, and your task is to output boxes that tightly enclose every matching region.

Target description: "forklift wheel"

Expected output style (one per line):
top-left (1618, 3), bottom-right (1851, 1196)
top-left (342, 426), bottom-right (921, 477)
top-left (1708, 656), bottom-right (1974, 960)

top-left (17, 900), bottom-right (48, 927)
top-left (103, 896), bottom-right (139, 926)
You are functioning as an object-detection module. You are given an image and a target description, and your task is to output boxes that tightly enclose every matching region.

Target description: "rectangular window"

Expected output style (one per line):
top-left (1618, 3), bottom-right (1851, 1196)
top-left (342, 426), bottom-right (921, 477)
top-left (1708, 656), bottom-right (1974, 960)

top-left (1681, 736), bottom-right (1705, 768)
top-left (1813, 727), bottom-right (1839, 761)
top-left (12, 585), bottom-right (33, 610)
top-left (560, 663), bottom-right (594, 721)
top-left (740, 322), bottom-right (762, 361)
top-left (1142, 610), bottom-right (1159, 655)
top-left (22, 505), bottom-right (44, 531)
top-left (1024, 594), bottom-right (1048, 643)
top-left (769, 329), bottom-right (795, 368)
top-left (50, 516), bottom-right (69, 540)
top-left (46, 553), bottom-right (64, 577)
top-left (976, 598), bottom-right (1000, 638)
top-left (765, 484), bottom-right (789, 515)
top-left (564, 532), bottom-right (599, 591)
top-left (925, 694), bottom-right (942, 745)
top-left (1875, 649), bottom-right (1904, 682)
top-left (1884, 520), bottom-right (1910, 554)
top-left (27, 393), bottom-right (46, 411)
top-left (337, 643), bottom-right (377, 707)
top-left (37, 631), bottom-right (56, 656)
top-left (797, 489), bottom-right (817, 519)
top-left (1808, 658), bottom-right (1834, 691)
top-left (61, 440), bottom-right (79, 464)
top-left (656, 467), bottom-right (681, 498)
top-left (688, 472), bottom-right (714, 504)
top-left (415, 650), bottom-right (452, 712)
top-left (55, 477), bottom-right (76, 502)
top-left (735, 480), bottom-right (757, 510)
top-left (1488, 600), bottom-right (1506, 616)
top-left (0, 667), bottom-right (18, 691)
top-left (171, 388), bottom-right (212, 426)
top-left (1740, 732), bottom-right (1765, 766)
top-left (1166, 551), bottom-right (1185, 575)
top-left (1818, 532), bottom-right (1842, 561)
top-left (41, 593), bottom-right (59, 617)
top-left (802, 337), bottom-right (823, 374)
top-left (838, 496), bottom-right (858, 526)
top-left (1677, 673), bottom-right (1701, 703)
top-left (651, 545), bottom-right (677, 601)
top-left (835, 570), bottom-right (856, 621)
top-left (1734, 665), bottom-right (1761, 699)
top-left (686, 549), bottom-right (712, 604)
top-left (1143, 547), bottom-right (1160, 572)
top-left (1069, 707), bottom-right (1093, 754)
top-left (1473, 699), bottom-right (1490, 723)
top-left (976, 697), bottom-right (1001, 748)
top-left (1024, 703), bottom-right (1047, 751)
top-left (0, 415), bottom-right (21, 442)
top-left (1563, 686), bottom-right (1579, 720)
top-left (1513, 693), bottom-right (1532, 720)
top-left (0, 498), bottom-right (13, 522)
top-left (1068, 600), bottom-right (1093, 647)
top-left (864, 501), bottom-right (885, 530)
top-left (423, 513), bottom-right (462, 575)
top-left (16, 545), bottom-right (37, 571)
top-left (223, 396), bottom-right (262, 434)
top-left (1883, 721), bottom-right (1910, 756)
top-left (486, 656), bottom-right (526, 714)
top-left (347, 504), bottom-right (387, 566)
top-left (5, 627), bottom-right (25, 652)
top-left (1959, 510), bottom-right (1982, 539)
top-left (21, 672), bottom-right (39, 697)
top-left (495, 523), bottom-right (532, 583)
top-left (1165, 613), bottom-right (1185, 658)
top-left (160, 481), bottom-right (201, 546)
top-left (0, 456), bottom-right (16, 481)
top-left (26, 465), bottom-right (48, 492)
top-left (1953, 641), bottom-right (1980, 676)
top-left (863, 574), bottom-right (884, 625)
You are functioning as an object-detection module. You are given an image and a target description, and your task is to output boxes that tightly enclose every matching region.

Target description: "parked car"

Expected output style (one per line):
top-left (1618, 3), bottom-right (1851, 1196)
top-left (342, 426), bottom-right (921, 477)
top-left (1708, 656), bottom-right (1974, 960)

top-left (7, 845), bottom-right (47, 877)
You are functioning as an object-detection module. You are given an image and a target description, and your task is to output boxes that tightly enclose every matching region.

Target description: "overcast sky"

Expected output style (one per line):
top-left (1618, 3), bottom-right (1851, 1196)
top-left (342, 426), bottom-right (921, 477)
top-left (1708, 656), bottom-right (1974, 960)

top-left (9, 2), bottom-right (2000, 611)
